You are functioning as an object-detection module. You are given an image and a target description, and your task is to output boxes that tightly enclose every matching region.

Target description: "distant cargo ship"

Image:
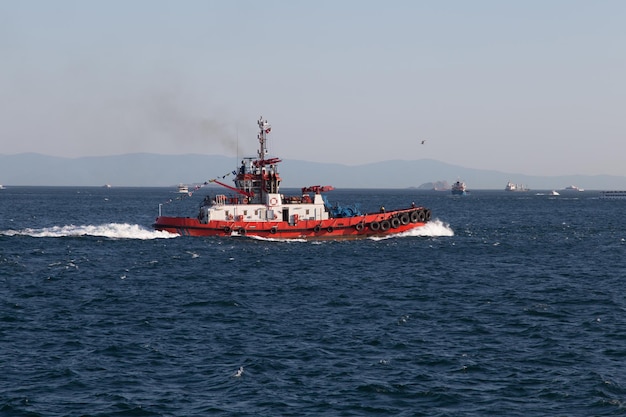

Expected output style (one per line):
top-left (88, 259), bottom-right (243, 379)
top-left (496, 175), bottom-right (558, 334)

top-left (505, 181), bottom-right (529, 192)
top-left (451, 180), bottom-right (467, 196)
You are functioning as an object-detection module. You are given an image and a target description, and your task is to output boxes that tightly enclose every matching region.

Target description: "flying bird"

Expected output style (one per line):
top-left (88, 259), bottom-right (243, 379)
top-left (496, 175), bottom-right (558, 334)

top-left (420, 139), bottom-right (426, 145)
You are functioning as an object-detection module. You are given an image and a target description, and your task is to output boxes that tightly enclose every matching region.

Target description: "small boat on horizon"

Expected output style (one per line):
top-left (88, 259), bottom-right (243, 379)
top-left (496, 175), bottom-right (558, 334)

top-left (536, 190), bottom-right (560, 196)
top-left (177, 184), bottom-right (189, 193)
top-left (153, 117), bottom-right (432, 239)
top-left (563, 185), bottom-right (584, 192)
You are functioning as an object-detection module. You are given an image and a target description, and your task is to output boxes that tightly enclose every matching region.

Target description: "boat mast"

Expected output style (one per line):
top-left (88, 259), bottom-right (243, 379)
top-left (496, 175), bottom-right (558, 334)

top-left (255, 117), bottom-right (281, 200)
top-left (257, 116), bottom-right (270, 161)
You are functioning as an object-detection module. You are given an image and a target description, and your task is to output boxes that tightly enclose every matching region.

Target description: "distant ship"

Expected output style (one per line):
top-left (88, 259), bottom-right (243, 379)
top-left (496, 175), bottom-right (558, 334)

top-left (177, 184), bottom-right (189, 193)
top-left (451, 180), bottom-right (467, 196)
top-left (505, 181), bottom-right (529, 192)
top-left (563, 185), bottom-right (584, 192)
top-left (599, 191), bottom-right (626, 199)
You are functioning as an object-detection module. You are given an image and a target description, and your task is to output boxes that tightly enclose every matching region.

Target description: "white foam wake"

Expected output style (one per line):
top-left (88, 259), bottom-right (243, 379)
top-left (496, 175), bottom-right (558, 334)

top-left (404, 218), bottom-right (454, 237)
top-left (370, 219), bottom-right (454, 240)
top-left (1, 223), bottom-right (177, 240)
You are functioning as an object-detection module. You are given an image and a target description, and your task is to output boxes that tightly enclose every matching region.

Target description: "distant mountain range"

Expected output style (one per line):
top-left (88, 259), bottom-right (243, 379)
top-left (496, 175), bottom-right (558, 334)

top-left (1, 152), bottom-right (626, 190)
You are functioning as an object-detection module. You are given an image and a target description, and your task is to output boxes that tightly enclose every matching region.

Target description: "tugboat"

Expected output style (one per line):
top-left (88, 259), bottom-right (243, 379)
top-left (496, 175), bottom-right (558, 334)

top-left (153, 117), bottom-right (432, 239)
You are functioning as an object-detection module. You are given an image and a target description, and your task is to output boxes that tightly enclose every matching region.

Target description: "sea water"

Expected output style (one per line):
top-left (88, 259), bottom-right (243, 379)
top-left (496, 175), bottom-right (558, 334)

top-left (1, 187), bottom-right (625, 416)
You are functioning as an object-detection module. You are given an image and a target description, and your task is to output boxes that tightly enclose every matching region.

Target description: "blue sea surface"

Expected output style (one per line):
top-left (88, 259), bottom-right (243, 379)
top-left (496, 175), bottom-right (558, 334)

top-left (1, 187), bottom-right (625, 416)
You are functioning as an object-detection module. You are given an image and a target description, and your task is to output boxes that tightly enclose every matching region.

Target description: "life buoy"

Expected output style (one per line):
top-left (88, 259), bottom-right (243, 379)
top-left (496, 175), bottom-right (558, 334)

top-left (355, 223), bottom-right (364, 231)
top-left (380, 220), bottom-right (390, 231)
top-left (238, 228), bottom-right (246, 235)
top-left (313, 225), bottom-right (321, 233)
top-left (270, 227), bottom-right (277, 234)
top-left (270, 197), bottom-right (278, 206)
top-left (425, 209), bottom-right (432, 221)
top-left (410, 210), bottom-right (419, 223)
top-left (400, 213), bottom-right (410, 225)
top-left (370, 221), bottom-right (380, 231)
top-left (224, 226), bottom-right (231, 233)
top-left (418, 210), bottom-right (426, 222)
top-left (391, 217), bottom-right (400, 229)
top-left (327, 226), bottom-right (334, 233)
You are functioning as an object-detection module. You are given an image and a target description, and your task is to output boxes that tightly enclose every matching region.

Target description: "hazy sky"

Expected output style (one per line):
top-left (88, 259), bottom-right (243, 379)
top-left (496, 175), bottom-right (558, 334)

top-left (2, 1), bottom-right (625, 176)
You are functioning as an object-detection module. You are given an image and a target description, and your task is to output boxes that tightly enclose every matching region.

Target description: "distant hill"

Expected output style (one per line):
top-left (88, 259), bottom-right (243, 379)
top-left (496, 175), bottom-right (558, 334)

top-left (1, 152), bottom-right (626, 190)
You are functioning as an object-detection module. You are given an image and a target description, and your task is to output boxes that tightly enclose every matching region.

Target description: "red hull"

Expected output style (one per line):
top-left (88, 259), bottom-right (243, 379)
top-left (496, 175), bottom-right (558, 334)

top-left (154, 208), bottom-right (430, 240)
